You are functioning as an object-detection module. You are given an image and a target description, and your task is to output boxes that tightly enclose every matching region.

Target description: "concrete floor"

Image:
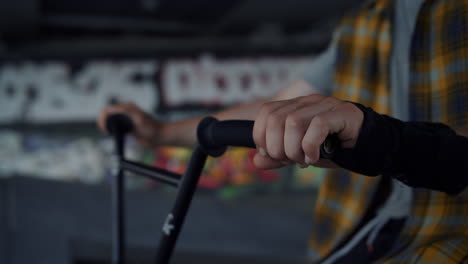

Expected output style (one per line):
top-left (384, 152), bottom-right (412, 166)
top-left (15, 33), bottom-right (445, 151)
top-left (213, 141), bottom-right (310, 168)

top-left (0, 176), bottom-right (317, 264)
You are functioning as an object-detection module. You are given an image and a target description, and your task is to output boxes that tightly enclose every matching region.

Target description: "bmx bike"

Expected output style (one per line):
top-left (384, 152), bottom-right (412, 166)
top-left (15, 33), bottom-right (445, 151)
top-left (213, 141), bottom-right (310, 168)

top-left (105, 114), bottom-right (338, 264)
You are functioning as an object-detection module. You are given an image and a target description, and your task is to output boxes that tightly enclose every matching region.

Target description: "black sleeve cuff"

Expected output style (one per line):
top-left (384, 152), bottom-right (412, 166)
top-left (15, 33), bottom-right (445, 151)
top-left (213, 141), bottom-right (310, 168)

top-left (330, 103), bottom-right (468, 195)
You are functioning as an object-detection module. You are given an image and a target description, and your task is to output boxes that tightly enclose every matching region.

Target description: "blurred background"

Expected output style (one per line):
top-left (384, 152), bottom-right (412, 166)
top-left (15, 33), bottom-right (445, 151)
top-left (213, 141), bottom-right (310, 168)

top-left (0, 0), bottom-right (360, 263)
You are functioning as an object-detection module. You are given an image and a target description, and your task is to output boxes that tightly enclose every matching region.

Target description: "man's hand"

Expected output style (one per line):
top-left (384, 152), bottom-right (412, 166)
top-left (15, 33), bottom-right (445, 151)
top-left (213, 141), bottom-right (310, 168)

top-left (97, 103), bottom-right (163, 148)
top-left (252, 94), bottom-right (364, 169)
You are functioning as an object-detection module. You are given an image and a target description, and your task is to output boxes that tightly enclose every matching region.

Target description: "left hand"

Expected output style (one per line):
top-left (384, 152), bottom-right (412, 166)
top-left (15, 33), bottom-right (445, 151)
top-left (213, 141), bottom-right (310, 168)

top-left (252, 94), bottom-right (364, 169)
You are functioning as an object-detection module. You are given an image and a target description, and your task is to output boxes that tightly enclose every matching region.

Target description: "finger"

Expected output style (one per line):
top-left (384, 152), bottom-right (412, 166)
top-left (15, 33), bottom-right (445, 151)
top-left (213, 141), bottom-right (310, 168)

top-left (112, 103), bottom-right (147, 128)
top-left (123, 105), bottom-right (145, 128)
top-left (97, 106), bottom-right (125, 133)
top-left (253, 100), bottom-right (289, 155)
top-left (330, 102), bottom-right (364, 149)
top-left (97, 107), bottom-right (111, 133)
top-left (97, 103), bottom-right (141, 133)
top-left (283, 97), bottom-right (340, 165)
top-left (302, 111), bottom-right (346, 165)
top-left (264, 101), bottom-right (306, 160)
top-left (284, 112), bottom-right (308, 166)
top-left (252, 95), bottom-right (324, 152)
top-left (253, 153), bottom-right (285, 169)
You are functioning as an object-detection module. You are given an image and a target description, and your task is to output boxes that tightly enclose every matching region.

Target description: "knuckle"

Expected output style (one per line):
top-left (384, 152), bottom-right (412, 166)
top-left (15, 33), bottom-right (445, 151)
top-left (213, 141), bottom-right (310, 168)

top-left (310, 94), bottom-right (324, 101)
top-left (298, 94), bottom-right (321, 103)
top-left (347, 103), bottom-right (361, 116)
top-left (268, 112), bottom-right (283, 124)
top-left (336, 101), bottom-right (353, 111)
top-left (130, 104), bottom-right (142, 112)
top-left (120, 103), bottom-right (131, 108)
top-left (312, 115), bottom-right (325, 127)
top-left (285, 113), bottom-right (302, 127)
top-left (123, 103), bottom-right (138, 112)
top-left (133, 115), bottom-right (145, 126)
top-left (322, 96), bottom-right (338, 106)
top-left (261, 102), bottom-right (275, 114)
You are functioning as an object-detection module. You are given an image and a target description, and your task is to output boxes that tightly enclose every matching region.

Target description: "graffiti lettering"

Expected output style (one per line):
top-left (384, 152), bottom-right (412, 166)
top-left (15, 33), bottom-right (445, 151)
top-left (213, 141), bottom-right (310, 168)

top-left (162, 55), bottom-right (309, 106)
top-left (0, 61), bottom-right (158, 123)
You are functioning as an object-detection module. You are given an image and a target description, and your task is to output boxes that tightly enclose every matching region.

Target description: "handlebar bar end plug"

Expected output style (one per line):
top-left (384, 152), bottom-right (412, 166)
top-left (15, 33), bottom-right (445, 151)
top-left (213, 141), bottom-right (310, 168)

top-left (197, 117), bottom-right (227, 157)
top-left (106, 114), bottom-right (134, 136)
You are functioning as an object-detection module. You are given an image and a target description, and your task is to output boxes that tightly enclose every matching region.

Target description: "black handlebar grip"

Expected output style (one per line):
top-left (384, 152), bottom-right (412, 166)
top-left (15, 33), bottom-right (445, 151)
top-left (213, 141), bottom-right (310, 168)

top-left (105, 114), bottom-right (134, 136)
top-left (197, 117), bottom-right (255, 157)
top-left (197, 116), bottom-right (340, 159)
top-left (209, 120), bottom-right (256, 148)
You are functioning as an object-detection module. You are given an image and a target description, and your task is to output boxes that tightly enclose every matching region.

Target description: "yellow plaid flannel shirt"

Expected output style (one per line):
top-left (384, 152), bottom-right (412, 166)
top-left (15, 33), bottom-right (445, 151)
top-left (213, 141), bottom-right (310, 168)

top-left (308, 0), bottom-right (468, 263)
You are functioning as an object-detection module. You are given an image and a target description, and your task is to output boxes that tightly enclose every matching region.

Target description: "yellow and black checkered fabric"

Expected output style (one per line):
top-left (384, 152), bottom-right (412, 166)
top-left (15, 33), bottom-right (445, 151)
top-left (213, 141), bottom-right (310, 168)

top-left (308, 0), bottom-right (468, 263)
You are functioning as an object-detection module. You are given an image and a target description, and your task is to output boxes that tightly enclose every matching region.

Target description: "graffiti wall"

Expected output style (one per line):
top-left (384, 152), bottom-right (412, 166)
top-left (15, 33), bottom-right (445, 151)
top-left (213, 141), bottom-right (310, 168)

top-left (0, 54), bottom-right (324, 197)
top-left (0, 61), bottom-right (158, 123)
top-left (0, 55), bottom-right (309, 123)
top-left (161, 55), bottom-right (309, 107)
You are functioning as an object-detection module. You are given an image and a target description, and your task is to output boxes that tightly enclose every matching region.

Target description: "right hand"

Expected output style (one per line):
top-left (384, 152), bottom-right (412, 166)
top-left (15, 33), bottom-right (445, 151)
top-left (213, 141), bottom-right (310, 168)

top-left (97, 103), bottom-right (163, 148)
top-left (252, 94), bottom-right (363, 170)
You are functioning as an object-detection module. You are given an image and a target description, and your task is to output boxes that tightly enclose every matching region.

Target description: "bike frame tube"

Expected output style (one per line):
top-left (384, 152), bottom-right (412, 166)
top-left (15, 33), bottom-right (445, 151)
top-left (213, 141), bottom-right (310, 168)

top-left (112, 133), bottom-right (126, 264)
top-left (154, 146), bottom-right (207, 264)
top-left (108, 115), bottom-right (210, 264)
top-left (120, 159), bottom-right (181, 187)
top-left (111, 142), bottom-right (207, 264)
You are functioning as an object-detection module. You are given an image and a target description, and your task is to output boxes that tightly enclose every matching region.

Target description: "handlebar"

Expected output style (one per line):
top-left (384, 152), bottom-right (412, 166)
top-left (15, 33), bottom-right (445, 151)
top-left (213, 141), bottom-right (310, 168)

top-left (105, 114), bottom-right (339, 159)
top-left (196, 117), bottom-right (339, 159)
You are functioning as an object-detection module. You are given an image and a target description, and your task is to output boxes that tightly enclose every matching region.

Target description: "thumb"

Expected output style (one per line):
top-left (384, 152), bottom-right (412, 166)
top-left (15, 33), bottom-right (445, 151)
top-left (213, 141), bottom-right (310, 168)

top-left (302, 102), bottom-right (363, 164)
